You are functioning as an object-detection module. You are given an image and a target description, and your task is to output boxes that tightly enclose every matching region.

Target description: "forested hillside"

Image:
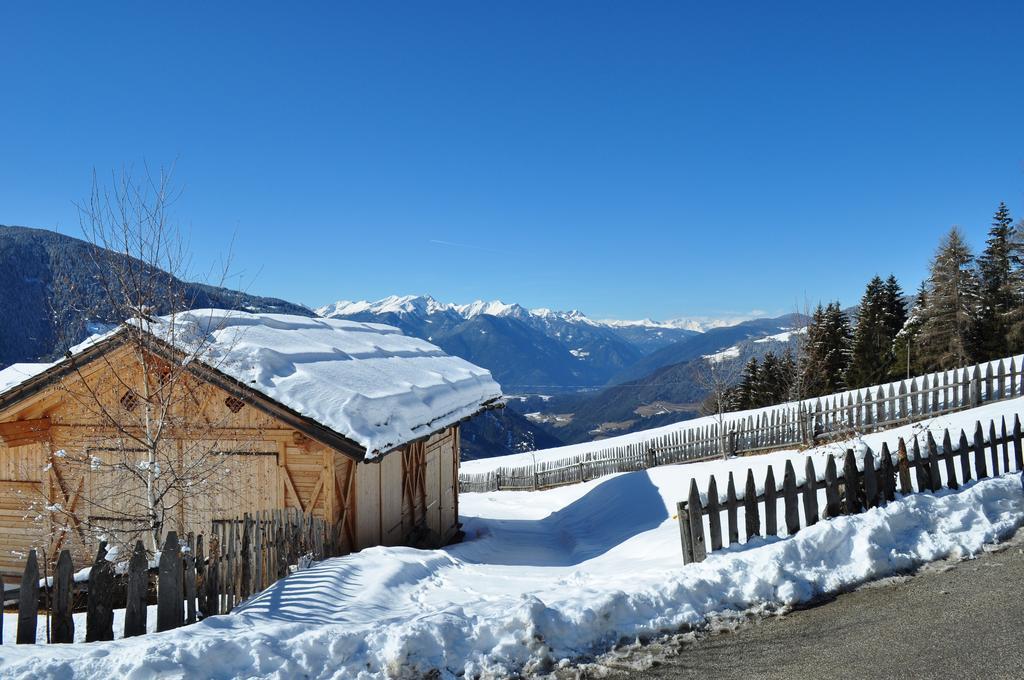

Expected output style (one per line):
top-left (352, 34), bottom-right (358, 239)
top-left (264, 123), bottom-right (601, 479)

top-left (0, 225), bottom-right (312, 368)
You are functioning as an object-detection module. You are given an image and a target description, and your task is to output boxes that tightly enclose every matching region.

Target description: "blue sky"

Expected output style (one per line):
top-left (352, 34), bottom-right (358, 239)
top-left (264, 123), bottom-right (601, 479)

top-left (2, 2), bottom-right (1023, 321)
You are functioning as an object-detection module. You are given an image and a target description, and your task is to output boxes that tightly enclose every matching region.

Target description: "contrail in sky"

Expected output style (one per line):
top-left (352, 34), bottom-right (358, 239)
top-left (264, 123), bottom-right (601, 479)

top-left (427, 239), bottom-right (520, 255)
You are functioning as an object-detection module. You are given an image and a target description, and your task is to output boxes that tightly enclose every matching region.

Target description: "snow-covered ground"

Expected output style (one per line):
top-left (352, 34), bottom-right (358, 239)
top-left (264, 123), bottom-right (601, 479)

top-left (2, 401), bottom-right (1022, 678)
top-left (2, 605), bottom-right (159, 645)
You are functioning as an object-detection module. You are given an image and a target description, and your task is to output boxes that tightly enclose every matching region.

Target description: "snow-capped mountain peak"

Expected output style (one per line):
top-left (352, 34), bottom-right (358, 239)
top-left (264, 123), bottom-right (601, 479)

top-left (594, 317), bottom-right (728, 332)
top-left (316, 295), bottom-right (752, 334)
top-left (317, 296), bottom-right (601, 326)
top-left (452, 300), bottom-right (531, 320)
top-left (317, 295), bottom-right (448, 319)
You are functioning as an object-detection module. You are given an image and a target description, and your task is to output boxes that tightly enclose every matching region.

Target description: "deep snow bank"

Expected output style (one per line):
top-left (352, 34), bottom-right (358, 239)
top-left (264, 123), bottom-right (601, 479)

top-left (2, 466), bottom-right (1022, 679)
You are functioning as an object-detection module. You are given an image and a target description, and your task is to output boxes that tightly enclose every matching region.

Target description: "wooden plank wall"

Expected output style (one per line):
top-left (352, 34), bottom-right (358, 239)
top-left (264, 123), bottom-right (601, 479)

top-left (352, 426), bottom-right (460, 550)
top-left (0, 344), bottom-right (460, 581)
top-left (355, 460), bottom-right (381, 548)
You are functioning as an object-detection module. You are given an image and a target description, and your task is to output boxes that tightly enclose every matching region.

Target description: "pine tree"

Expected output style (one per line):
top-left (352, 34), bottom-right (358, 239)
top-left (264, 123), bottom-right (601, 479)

top-left (735, 357), bottom-right (760, 409)
top-left (976, 202), bottom-right (1017, 359)
top-left (847, 276), bottom-right (887, 388)
top-left (761, 350), bottom-right (798, 403)
top-left (799, 304), bottom-right (828, 397)
top-left (890, 282), bottom-right (927, 379)
top-left (917, 227), bottom-right (979, 370)
top-left (779, 348), bottom-right (797, 401)
top-left (881, 275), bottom-right (908, 342)
top-left (754, 353), bottom-right (777, 407)
top-left (800, 302), bottom-right (852, 396)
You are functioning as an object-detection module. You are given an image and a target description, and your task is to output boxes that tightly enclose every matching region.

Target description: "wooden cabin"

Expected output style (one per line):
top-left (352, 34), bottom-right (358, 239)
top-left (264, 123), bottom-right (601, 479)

top-left (0, 310), bottom-right (501, 582)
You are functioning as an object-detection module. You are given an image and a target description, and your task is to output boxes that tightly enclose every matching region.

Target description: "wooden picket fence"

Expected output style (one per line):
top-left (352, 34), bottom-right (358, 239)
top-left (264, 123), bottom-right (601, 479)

top-left (1, 507), bottom-right (340, 645)
top-left (461, 354), bottom-right (1024, 493)
top-left (677, 412), bottom-right (1024, 564)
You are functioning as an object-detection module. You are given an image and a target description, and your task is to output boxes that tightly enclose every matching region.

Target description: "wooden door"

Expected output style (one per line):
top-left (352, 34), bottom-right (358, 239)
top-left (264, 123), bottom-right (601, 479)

top-left (424, 444), bottom-right (441, 538)
top-left (439, 437), bottom-right (456, 540)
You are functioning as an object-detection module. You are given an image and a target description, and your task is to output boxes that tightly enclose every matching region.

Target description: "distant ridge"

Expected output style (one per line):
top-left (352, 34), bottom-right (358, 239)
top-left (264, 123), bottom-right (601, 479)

top-left (0, 224), bottom-right (313, 369)
top-left (317, 294), bottom-right (749, 333)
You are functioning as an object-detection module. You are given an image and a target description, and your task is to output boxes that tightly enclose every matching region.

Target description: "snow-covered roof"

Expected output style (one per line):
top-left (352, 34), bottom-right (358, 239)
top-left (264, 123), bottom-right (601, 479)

top-left (0, 363), bottom-right (53, 395)
top-left (0, 310), bottom-right (502, 457)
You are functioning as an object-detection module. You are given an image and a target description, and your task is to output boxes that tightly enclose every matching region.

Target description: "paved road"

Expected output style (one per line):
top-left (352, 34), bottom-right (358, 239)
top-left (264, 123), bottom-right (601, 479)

top-left (576, 529), bottom-right (1024, 680)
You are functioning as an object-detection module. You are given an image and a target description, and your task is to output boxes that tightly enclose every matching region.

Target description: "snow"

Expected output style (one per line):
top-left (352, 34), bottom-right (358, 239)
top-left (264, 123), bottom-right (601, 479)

top-left (703, 344), bottom-right (742, 363)
top-left (2, 420), bottom-right (1021, 678)
top-left (152, 310), bottom-right (501, 455)
top-left (596, 316), bottom-right (748, 332)
top-left (754, 326), bottom-right (807, 344)
top-left (316, 295), bottom-right (534, 322)
top-left (316, 295), bottom-right (456, 318)
top-left (0, 363), bottom-right (53, 393)
top-left (2, 605), bottom-right (160, 645)
top-left (700, 326), bottom-right (804, 362)
top-left (316, 294), bottom-right (760, 334)
top-left (0, 310), bottom-right (502, 457)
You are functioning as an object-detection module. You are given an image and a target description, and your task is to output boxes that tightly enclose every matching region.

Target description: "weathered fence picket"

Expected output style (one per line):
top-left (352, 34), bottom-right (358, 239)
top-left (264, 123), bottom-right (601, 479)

top-left (86, 542), bottom-right (114, 642)
top-left (17, 549), bottom-right (39, 644)
top-left (10, 506), bottom-right (343, 647)
top-left (676, 413), bottom-right (1024, 564)
top-left (53, 550), bottom-right (74, 643)
top-left (124, 541), bottom-right (148, 638)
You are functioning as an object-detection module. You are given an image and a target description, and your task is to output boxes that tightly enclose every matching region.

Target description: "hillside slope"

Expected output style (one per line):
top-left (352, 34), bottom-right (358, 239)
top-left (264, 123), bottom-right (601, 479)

top-left (609, 313), bottom-right (802, 384)
top-left (0, 225), bottom-right (312, 368)
top-left (529, 327), bottom-right (802, 443)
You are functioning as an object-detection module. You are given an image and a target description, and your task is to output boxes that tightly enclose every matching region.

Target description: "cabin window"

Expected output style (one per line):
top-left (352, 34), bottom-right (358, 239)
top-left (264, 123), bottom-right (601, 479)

top-left (120, 390), bottom-right (139, 411)
top-left (224, 396), bottom-right (245, 413)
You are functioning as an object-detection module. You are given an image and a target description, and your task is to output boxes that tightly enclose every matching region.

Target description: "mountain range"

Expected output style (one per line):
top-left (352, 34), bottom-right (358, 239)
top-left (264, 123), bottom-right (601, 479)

top-left (1, 224), bottom-right (807, 458)
top-left (318, 295), bottom-right (804, 444)
top-left (317, 295), bottom-right (704, 391)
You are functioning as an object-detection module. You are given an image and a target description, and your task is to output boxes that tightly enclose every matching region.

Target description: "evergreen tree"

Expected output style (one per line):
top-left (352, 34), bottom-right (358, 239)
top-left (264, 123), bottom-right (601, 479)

top-left (799, 304), bottom-right (828, 397)
top-left (770, 348), bottom-right (797, 403)
top-left (847, 276), bottom-right (887, 388)
top-left (780, 348), bottom-right (798, 401)
top-left (917, 227), bottom-right (979, 370)
top-left (881, 275), bottom-right (908, 341)
top-left (735, 357), bottom-right (760, 409)
top-left (890, 282), bottom-right (927, 379)
top-left (756, 352), bottom-right (782, 407)
top-left (976, 202), bottom-right (1017, 359)
top-left (800, 302), bottom-right (852, 396)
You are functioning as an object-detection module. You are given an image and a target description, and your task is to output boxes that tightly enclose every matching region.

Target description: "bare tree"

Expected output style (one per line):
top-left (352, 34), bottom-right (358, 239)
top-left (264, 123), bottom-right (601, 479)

top-left (36, 166), bottom-right (258, 555)
top-left (695, 354), bottom-right (743, 458)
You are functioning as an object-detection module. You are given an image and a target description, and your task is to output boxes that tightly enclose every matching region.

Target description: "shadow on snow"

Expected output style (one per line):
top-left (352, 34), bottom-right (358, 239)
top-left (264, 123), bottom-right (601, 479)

top-left (453, 469), bottom-right (669, 566)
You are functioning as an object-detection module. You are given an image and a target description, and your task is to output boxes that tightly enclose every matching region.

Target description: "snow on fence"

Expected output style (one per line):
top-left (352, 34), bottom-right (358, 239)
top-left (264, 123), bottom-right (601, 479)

top-left (677, 412), bottom-right (1024, 564)
top-left (2, 507), bottom-right (337, 645)
top-left (460, 354), bottom-right (1024, 493)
